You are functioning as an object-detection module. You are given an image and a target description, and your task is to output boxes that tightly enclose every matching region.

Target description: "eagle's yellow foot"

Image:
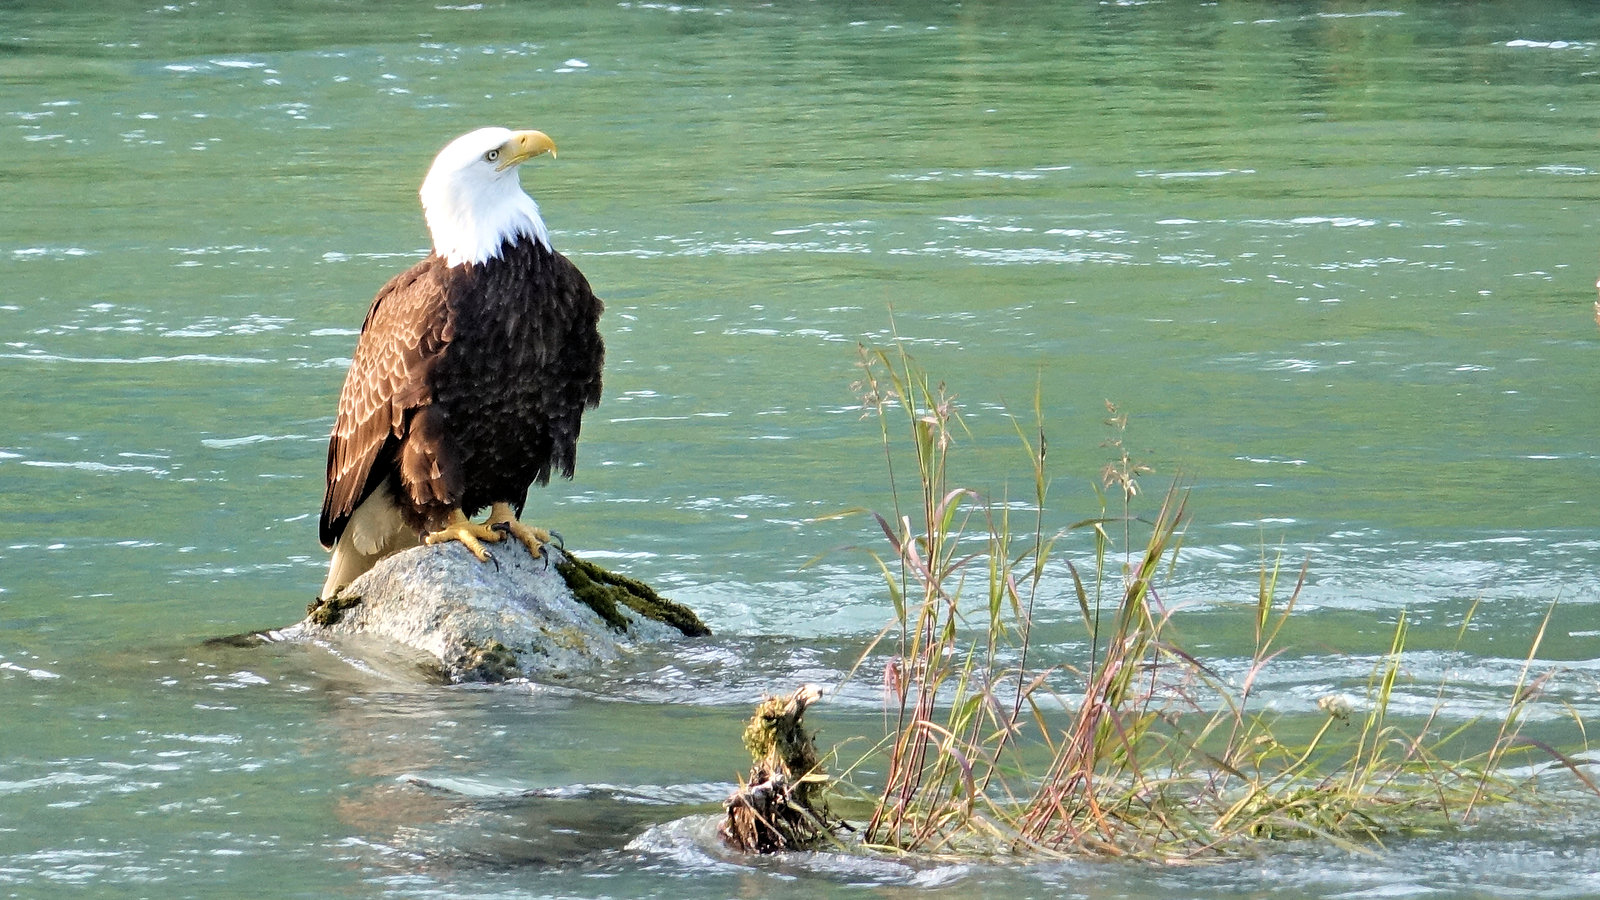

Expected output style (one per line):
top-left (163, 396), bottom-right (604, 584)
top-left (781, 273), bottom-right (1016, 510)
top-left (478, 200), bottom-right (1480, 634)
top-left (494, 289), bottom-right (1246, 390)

top-left (484, 502), bottom-right (552, 559)
top-left (423, 509), bottom-right (503, 561)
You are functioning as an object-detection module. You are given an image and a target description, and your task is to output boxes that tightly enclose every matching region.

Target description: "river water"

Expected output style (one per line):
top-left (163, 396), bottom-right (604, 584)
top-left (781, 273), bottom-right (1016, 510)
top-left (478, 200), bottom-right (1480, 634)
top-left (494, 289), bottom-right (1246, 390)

top-left (3, 1), bottom-right (1599, 897)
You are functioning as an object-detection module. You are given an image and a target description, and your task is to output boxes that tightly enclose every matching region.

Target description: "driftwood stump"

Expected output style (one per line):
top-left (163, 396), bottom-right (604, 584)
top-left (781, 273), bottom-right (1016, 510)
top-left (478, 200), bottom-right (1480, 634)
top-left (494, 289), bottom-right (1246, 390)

top-left (720, 684), bottom-right (842, 853)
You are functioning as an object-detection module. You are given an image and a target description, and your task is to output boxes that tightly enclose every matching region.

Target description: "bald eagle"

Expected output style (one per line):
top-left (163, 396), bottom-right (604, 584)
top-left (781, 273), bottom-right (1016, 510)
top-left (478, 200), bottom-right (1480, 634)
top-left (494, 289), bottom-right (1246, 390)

top-left (317, 127), bottom-right (604, 601)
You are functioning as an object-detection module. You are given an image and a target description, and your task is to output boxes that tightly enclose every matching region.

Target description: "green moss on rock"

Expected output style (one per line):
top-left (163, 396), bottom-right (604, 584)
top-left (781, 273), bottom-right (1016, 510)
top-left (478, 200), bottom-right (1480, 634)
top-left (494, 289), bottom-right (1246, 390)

top-left (555, 552), bottom-right (711, 637)
top-left (305, 591), bottom-right (363, 627)
top-left (451, 639), bottom-right (523, 684)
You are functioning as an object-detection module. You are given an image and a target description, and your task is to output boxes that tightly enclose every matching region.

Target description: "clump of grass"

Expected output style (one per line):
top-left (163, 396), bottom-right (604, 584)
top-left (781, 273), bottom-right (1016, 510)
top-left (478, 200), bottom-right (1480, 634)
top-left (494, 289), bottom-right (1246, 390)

top-left (839, 341), bottom-right (1594, 861)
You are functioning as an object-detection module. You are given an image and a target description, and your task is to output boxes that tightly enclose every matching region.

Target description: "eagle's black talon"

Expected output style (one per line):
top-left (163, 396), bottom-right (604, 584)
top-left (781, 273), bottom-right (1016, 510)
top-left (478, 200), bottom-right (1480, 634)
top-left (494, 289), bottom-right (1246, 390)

top-left (546, 530), bottom-right (565, 551)
top-left (491, 521), bottom-right (511, 535)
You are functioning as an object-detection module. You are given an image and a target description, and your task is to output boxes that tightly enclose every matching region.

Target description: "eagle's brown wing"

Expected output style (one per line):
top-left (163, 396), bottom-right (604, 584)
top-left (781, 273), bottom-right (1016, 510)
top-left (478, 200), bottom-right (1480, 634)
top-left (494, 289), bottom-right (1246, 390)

top-left (318, 257), bottom-right (453, 549)
top-left (545, 249), bottom-right (605, 482)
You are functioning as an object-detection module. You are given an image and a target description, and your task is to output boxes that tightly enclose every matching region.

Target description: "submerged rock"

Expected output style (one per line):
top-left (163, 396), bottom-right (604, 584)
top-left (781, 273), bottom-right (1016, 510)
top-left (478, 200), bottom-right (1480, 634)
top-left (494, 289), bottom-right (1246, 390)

top-left (285, 540), bottom-right (708, 683)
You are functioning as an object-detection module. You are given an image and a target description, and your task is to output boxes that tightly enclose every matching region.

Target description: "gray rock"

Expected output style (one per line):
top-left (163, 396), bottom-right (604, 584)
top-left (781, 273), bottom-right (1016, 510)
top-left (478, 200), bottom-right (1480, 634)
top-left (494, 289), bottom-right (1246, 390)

top-left (281, 540), bottom-right (708, 683)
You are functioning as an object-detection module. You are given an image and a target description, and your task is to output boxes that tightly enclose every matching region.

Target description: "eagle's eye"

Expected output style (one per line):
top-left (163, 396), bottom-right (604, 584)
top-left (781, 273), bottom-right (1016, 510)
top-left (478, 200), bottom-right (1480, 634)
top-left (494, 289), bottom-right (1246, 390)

top-left (484, 148), bottom-right (500, 163)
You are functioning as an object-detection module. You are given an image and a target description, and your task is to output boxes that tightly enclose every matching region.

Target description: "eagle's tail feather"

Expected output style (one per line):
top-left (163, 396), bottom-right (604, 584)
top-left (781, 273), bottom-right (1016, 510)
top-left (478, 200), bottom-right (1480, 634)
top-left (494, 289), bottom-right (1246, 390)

top-left (320, 540), bottom-right (378, 601)
top-left (319, 482), bottom-right (418, 600)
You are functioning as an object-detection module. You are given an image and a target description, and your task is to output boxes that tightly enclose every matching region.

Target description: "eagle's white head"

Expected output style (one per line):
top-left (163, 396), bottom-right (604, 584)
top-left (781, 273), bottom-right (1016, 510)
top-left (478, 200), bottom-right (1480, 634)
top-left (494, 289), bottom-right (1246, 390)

top-left (419, 127), bottom-right (556, 268)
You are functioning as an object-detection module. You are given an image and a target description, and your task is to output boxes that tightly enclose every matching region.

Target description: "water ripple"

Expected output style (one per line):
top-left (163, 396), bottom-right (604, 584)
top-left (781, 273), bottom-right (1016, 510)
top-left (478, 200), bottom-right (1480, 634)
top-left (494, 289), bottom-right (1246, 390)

top-left (0, 353), bottom-right (270, 365)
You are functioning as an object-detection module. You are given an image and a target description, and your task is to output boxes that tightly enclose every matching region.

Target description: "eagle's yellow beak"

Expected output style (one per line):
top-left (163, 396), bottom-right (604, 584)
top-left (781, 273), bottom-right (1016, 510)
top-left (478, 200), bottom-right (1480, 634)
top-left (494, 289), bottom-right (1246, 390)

top-left (495, 130), bottom-right (557, 171)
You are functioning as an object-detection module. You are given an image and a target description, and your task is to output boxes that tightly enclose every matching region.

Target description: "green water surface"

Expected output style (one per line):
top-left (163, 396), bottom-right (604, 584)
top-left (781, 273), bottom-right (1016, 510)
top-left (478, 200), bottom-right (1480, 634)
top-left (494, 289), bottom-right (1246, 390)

top-left (2, 1), bottom-right (1598, 897)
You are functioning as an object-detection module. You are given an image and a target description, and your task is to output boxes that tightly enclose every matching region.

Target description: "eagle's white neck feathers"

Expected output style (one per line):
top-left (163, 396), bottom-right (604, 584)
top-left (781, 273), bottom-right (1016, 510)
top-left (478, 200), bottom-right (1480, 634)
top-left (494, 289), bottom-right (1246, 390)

top-left (420, 127), bottom-right (551, 268)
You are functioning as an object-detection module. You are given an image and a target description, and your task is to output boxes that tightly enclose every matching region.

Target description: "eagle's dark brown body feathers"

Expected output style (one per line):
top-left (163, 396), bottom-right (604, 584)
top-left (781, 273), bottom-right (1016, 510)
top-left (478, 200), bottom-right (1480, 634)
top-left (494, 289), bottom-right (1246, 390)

top-left (318, 235), bottom-right (603, 586)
